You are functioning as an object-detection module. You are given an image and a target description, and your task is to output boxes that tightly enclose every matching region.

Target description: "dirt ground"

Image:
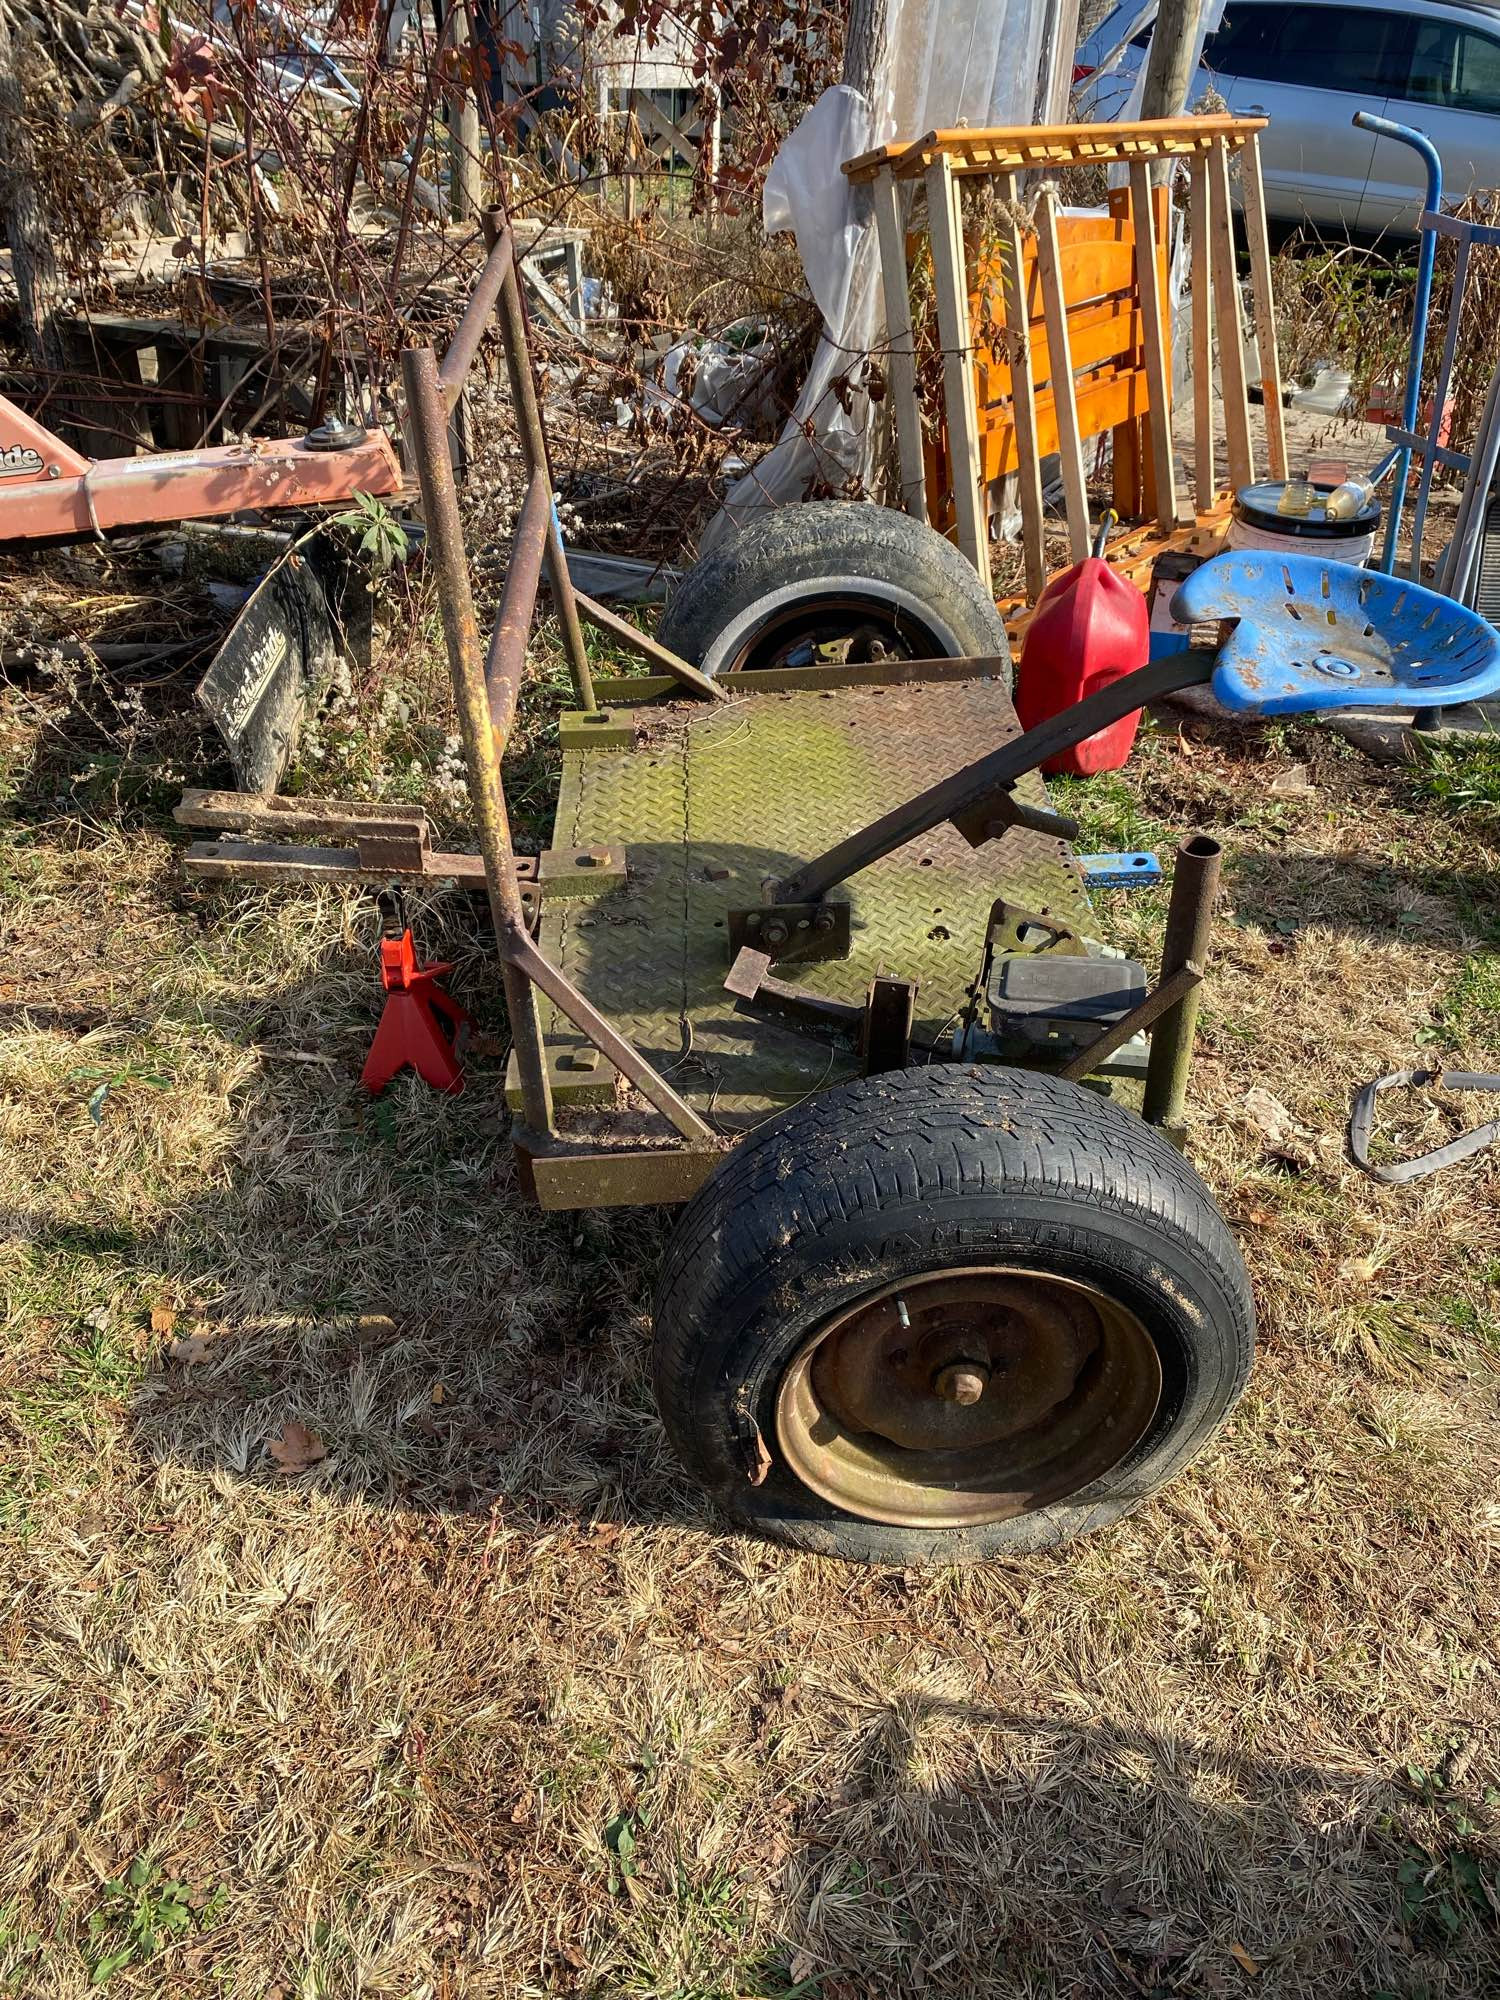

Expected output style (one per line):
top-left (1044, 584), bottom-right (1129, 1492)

top-left (3, 582), bottom-right (1500, 2000)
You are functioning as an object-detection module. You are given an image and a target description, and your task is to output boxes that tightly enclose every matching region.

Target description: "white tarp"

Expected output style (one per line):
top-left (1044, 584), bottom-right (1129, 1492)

top-left (714, 0), bottom-right (1051, 536)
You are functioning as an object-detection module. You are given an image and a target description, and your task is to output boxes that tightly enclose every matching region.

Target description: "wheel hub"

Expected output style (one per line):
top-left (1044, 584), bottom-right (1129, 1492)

top-left (722, 592), bottom-right (943, 674)
top-left (775, 1268), bottom-right (1162, 1528)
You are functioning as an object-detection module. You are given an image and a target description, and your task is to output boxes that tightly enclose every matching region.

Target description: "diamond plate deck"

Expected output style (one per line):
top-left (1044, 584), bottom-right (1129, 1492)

top-left (539, 673), bottom-right (1092, 1124)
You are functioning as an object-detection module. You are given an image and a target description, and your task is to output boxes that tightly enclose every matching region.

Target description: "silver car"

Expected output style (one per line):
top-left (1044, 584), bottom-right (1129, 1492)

top-left (1075, 0), bottom-right (1500, 234)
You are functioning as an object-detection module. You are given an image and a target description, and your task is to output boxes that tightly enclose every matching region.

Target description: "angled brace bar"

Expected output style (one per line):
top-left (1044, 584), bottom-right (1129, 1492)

top-left (509, 930), bottom-right (714, 1143)
top-left (776, 653), bottom-right (1214, 905)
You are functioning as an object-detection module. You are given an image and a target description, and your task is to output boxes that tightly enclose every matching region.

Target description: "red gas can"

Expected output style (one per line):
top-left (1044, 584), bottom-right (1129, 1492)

top-left (1014, 554), bottom-right (1149, 776)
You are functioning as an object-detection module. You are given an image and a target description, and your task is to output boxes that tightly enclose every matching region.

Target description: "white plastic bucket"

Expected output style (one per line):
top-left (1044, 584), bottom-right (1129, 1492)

top-left (1229, 480), bottom-right (1381, 568)
top-left (1226, 514), bottom-right (1378, 566)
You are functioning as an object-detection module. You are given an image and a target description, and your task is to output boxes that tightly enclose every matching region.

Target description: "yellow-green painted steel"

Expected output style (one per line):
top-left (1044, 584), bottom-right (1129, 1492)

top-left (537, 671), bottom-right (1092, 1125)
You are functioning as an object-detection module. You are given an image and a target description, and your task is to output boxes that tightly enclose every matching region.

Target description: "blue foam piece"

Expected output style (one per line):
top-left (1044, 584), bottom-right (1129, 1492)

top-left (1171, 552), bottom-right (1500, 715)
top-left (1078, 851), bottom-right (1162, 888)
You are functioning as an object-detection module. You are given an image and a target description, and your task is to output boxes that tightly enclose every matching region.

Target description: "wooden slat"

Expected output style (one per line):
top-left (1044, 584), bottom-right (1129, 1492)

top-left (844, 114), bottom-right (1269, 182)
top-left (996, 172), bottom-right (1046, 600)
top-left (1208, 137), bottom-right (1255, 493)
top-left (976, 290), bottom-right (1142, 402)
top-left (1128, 159), bottom-right (1178, 531)
top-left (872, 165), bottom-right (928, 519)
top-left (964, 362), bottom-right (1152, 487)
top-left (925, 154), bottom-right (990, 588)
top-left (1033, 183), bottom-right (1090, 562)
top-left (1239, 132), bottom-right (1287, 481)
top-left (1045, 234), bottom-right (1137, 305)
top-left (1188, 151), bottom-right (1215, 513)
top-left (629, 90), bottom-right (701, 168)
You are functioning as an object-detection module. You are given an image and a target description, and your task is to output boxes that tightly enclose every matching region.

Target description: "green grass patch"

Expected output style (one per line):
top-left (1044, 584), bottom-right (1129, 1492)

top-left (1405, 734), bottom-right (1500, 842)
top-left (1047, 767), bottom-right (1171, 856)
top-left (1420, 950), bottom-right (1500, 1062)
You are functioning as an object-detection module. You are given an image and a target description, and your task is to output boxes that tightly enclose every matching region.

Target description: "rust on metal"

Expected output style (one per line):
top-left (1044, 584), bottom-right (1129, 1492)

top-left (726, 898), bottom-right (851, 967)
top-left (1142, 834), bottom-right (1222, 1129)
top-left (776, 651), bottom-right (1213, 906)
top-left (773, 1267), bottom-right (1162, 1527)
top-left (723, 947), bottom-right (866, 1035)
top-left (862, 974), bottom-right (917, 1074)
top-left (403, 341), bottom-right (555, 1135)
top-left (573, 588), bottom-right (730, 704)
top-left (486, 469), bottom-right (551, 750)
top-left (950, 787), bottom-right (1080, 849)
top-left (354, 824), bottom-right (431, 874)
top-left (518, 1136), bottom-right (724, 1210)
top-left (536, 844), bottom-right (627, 897)
top-left (481, 207), bottom-right (598, 717)
top-left (588, 653), bottom-right (1005, 706)
top-left (438, 222), bottom-right (515, 412)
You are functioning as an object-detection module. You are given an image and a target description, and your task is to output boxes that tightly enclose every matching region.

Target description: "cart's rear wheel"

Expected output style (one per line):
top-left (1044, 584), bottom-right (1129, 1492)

top-left (651, 1067), bottom-right (1253, 1564)
top-left (658, 501), bottom-right (1011, 679)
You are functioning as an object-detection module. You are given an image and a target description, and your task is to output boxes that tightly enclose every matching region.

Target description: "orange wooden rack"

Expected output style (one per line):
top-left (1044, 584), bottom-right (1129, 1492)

top-left (844, 117), bottom-right (1289, 602)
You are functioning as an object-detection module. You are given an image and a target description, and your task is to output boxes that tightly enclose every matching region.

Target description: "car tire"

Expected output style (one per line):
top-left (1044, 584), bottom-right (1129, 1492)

top-left (658, 502), bottom-right (1010, 680)
top-left (652, 1064), bottom-right (1254, 1565)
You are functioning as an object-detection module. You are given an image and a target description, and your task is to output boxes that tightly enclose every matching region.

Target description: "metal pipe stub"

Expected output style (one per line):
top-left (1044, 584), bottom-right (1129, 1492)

top-left (1141, 833), bottom-right (1222, 1132)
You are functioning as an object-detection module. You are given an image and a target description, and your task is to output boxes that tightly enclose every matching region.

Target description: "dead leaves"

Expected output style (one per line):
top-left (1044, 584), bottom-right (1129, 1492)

top-left (1240, 1087), bottom-right (1338, 1172)
top-left (157, 1305), bottom-right (216, 1365)
top-left (265, 1421), bottom-right (328, 1474)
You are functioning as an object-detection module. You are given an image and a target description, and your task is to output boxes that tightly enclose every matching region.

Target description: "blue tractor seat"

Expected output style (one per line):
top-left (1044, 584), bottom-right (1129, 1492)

top-left (1171, 551), bottom-right (1500, 715)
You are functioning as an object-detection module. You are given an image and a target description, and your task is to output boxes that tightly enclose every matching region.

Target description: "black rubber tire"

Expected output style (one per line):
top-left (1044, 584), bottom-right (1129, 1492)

top-left (658, 501), bottom-right (1010, 680)
top-left (652, 1065), bottom-right (1253, 1565)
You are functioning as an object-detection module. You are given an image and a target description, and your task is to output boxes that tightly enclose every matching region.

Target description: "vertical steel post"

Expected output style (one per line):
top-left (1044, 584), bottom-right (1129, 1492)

top-left (1141, 834), bottom-right (1222, 1132)
top-left (401, 344), bottom-right (554, 1134)
top-left (482, 209), bottom-right (598, 714)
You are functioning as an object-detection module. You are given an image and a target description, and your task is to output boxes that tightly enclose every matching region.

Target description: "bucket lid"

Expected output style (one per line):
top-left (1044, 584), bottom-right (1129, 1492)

top-left (1232, 480), bottom-right (1381, 538)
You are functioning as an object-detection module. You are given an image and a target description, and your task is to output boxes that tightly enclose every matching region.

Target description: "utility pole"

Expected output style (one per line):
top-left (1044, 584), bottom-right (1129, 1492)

top-left (1140, 0), bottom-right (1206, 150)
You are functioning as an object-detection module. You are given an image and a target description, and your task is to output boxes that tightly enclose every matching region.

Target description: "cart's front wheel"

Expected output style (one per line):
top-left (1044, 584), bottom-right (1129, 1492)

top-left (651, 1067), bottom-right (1253, 1565)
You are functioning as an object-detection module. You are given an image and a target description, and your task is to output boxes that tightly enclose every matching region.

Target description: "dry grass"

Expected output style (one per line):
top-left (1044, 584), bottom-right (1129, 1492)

top-left (3, 631), bottom-right (1500, 1999)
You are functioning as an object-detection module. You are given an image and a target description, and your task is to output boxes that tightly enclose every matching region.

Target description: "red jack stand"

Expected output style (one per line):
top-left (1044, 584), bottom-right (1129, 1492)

top-left (361, 928), bottom-right (472, 1096)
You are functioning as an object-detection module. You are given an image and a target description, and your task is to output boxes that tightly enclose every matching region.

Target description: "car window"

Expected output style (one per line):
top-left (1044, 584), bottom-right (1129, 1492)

top-left (1269, 7), bottom-right (1410, 93)
top-left (1200, 5), bottom-right (1289, 81)
top-left (1404, 22), bottom-right (1500, 114)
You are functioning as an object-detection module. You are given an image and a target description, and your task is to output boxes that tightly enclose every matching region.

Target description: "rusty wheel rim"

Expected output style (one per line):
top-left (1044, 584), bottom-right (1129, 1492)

top-left (773, 1268), bottom-right (1162, 1529)
top-left (722, 593), bottom-right (944, 674)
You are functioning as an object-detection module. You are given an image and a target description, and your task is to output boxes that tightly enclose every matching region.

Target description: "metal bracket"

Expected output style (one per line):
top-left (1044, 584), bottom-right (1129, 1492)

top-left (986, 898), bottom-right (1087, 958)
top-left (504, 1041), bottom-right (615, 1109)
top-left (862, 976), bottom-right (916, 1074)
top-left (558, 707), bottom-right (636, 752)
top-left (949, 787), bottom-right (1080, 850)
top-left (355, 822), bottom-right (431, 873)
top-left (536, 844), bottom-right (626, 898)
top-left (724, 947), bottom-right (863, 1034)
top-left (726, 899), bottom-right (851, 966)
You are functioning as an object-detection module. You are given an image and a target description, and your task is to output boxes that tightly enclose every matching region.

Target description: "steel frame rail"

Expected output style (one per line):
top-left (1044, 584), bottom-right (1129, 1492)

top-left (404, 217), bottom-right (720, 1151)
